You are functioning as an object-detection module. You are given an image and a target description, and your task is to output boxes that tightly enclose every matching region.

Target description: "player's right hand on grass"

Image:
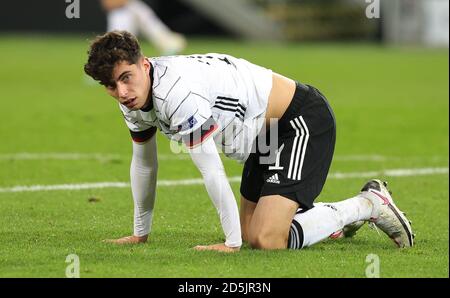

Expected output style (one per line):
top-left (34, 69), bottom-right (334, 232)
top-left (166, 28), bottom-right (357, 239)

top-left (194, 243), bottom-right (240, 253)
top-left (103, 235), bottom-right (148, 244)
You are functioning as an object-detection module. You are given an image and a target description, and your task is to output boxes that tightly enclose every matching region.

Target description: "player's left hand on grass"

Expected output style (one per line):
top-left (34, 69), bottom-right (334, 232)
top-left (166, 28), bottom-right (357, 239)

top-left (103, 235), bottom-right (148, 244)
top-left (194, 243), bottom-right (240, 253)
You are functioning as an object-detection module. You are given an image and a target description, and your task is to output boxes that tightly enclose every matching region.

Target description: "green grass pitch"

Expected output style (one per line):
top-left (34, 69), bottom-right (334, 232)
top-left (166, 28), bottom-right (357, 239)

top-left (0, 35), bottom-right (448, 277)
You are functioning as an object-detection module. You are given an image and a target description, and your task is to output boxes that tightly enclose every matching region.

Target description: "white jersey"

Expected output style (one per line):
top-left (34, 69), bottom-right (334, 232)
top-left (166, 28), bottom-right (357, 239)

top-left (120, 53), bottom-right (273, 162)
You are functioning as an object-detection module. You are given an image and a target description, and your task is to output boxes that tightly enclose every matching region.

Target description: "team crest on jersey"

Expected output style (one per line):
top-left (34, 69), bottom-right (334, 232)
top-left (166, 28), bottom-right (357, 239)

top-left (177, 115), bottom-right (198, 132)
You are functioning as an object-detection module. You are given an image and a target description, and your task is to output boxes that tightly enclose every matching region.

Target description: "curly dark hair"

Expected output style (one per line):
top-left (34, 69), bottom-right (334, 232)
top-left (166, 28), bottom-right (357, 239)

top-left (84, 31), bottom-right (143, 86)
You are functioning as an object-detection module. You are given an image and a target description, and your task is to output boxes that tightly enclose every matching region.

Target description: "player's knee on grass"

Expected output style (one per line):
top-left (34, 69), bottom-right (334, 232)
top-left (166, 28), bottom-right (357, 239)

top-left (247, 224), bottom-right (288, 249)
top-left (248, 232), bottom-right (289, 250)
top-left (247, 195), bottom-right (297, 250)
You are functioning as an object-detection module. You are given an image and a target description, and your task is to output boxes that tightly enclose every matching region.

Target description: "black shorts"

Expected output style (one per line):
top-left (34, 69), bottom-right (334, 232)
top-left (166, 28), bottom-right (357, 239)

top-left (240, 82), bottom-right (336, 210)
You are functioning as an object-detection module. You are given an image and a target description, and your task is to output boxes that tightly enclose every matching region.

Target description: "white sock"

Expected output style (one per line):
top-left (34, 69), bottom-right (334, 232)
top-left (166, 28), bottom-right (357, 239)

top-left (128, 0), bottom-right (173, 45)
top-left (288, 195), bottom-right (373, 249)
top-left (107, 5), bottom-right (138, 35)
top-left (316, 195), bottom-right (373, 226)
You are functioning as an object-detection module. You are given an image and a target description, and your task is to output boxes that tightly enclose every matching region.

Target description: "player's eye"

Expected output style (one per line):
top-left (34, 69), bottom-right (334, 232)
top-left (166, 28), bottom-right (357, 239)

top-left (122, 74), bottom-right (130, 82)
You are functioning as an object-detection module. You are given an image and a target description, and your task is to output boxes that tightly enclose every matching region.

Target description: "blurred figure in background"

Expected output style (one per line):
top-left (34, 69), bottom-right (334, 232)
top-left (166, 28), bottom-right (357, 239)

top-left (100, 0), bottom-right (186, 55)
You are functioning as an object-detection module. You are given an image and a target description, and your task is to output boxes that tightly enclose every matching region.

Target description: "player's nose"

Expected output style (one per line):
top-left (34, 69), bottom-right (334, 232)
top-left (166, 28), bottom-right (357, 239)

top-left (117, 83), bottom-right (128, 99)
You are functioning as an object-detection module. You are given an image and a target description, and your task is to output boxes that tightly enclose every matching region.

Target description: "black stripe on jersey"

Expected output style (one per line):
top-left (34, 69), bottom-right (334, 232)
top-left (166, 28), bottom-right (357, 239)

top-left (237, 103), bottom-right (247, 112)
top-left (214, 96), bottom-right (246, 121)
top-left (221, 126), bottom-right (244, 147)
top-left (237, 105), bottom-right (246, 116)
top-left (154, 76), bottom-right (181, 102)
top-left (237, 107), bottom-right (245, 115)
top-left (214, 101), bottom-right (237, 108)
top-left (168, 91), bottom-right (192, 120)
top-left (236, 110), bottom-right (245, 116)
top-left (236, 111), bottom-right (245, 121)
top-left (197, 113), bottom-right (209, 120)
top-left (215, 97), bottom-right (238, 108)
top-left (191, 92), bottom-right (210, 104)
top-left (153, 66), bottom-right (168, 89)
top-left (214, 104), bottom-right (246, 119)
top-left (130, 127), bottom-right (157, 143)
top-left (236, 104), bottom-right (246, 121)
top-left (217, 96), bottom-right (239, 103)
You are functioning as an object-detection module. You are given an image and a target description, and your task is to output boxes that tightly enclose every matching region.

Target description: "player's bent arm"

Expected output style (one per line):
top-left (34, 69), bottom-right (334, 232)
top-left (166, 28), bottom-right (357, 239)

top-left (130, 131), bottom-right (158, 239)
top-left (188, 137), bottom-right (242, 249)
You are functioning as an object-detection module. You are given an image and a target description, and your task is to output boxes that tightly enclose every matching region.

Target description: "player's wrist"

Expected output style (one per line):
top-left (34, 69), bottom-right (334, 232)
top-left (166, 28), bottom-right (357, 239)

top-left (225, 243), bottom-right (241, 250)
top-left (133, 234), bottom-right (148, 242)
top-left (226, 245), bottom-right (240, 251)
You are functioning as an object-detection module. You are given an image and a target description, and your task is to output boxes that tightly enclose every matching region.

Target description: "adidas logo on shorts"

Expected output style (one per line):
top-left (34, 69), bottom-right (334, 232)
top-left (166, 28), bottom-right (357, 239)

top-left (266, 173), bottom-right (280, 184)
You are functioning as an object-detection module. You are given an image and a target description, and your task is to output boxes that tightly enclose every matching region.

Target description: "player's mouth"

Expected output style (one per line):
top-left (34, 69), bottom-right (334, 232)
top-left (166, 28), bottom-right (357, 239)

top-left (124, 97), bottom-right (138, 108)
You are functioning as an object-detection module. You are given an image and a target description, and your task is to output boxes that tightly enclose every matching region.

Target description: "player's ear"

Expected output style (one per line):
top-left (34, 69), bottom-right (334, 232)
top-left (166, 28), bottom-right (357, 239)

top-left (142, 57), bottom-right (150, 72)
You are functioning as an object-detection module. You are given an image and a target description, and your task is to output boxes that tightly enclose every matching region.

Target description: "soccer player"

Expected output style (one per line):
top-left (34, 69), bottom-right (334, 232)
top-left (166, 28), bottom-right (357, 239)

top-left (100, 0), bottom-right (186, 55)
top-left (84, 31), bottom-right (414, 252)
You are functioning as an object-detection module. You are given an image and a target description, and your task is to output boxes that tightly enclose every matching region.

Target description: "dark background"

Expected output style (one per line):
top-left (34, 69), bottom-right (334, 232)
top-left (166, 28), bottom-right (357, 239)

top-left (0, 0), bottom-right (226, 36)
